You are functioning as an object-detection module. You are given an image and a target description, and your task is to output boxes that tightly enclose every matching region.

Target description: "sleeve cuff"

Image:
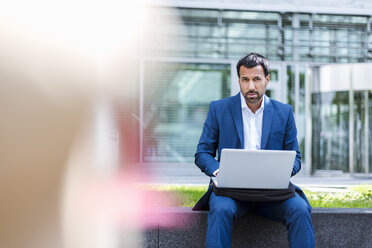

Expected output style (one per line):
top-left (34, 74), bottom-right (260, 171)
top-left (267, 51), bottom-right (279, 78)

top-left (212, 169), bottom-right (220, 177)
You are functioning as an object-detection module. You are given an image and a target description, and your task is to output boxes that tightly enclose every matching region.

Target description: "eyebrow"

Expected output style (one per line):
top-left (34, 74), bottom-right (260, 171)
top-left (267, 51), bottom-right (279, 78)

top-left (241, 75), bottom-right (262, 79)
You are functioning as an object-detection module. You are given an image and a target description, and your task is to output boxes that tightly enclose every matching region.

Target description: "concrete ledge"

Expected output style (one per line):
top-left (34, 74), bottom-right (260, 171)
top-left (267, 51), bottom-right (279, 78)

top-left (143, 207), bottom-right (372, 248)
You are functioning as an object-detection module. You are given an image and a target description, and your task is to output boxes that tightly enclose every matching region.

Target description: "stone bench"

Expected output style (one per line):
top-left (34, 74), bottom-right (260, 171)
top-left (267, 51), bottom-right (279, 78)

top-left (143, 207), bottom-right (372, 248)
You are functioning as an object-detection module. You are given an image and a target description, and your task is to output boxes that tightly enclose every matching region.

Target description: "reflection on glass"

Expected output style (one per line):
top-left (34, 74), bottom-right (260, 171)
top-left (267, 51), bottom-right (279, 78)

top-left (353, 92), bottom-right (366, 173)
top-left (286, 66), bottom-right (306, 162)
top-left (270, 69), bottom-right (278, 81)
top-left (312, 91), bottom-right (349, 172)
top-left (298, 67), bottom-right (306, 162)
top-left (147, 8), bottom-right (371, 63)
top-left (143, 63), bottom-right (230, 162)
top-left (265, 90), bottom-right (272, 98)
top-left (287, 66), bottom-right (295, 108)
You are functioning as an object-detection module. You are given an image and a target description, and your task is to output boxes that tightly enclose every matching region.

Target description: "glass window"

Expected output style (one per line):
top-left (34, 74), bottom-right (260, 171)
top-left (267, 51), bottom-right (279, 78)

top-left (143, 62), bottom-right (231, 162)
top-left (312, 91), bottom-right (349, 172)
top-left (223, 10), bottom-right (279, 21)
top-left (146, 7), bottom-right (372, 62)
top-left (287, 66), bottom-right (295, 108)
top-left (353, 92), bottom-right (366, 173)
top-left (286, 66), bottom-right (306, 161)
top-left (270, 69), bottom-right (278, 81)
top-left (298, 67), bottom-right (306, 162)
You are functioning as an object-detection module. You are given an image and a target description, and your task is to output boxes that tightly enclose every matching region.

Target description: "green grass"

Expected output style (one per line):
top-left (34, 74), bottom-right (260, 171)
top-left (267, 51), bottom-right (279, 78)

top-left (148, 184), bottom-right (372, 208)
top-left (304, 185), bottom-right (372, 208)
top-left (148, 185), bottom-right (208, 207)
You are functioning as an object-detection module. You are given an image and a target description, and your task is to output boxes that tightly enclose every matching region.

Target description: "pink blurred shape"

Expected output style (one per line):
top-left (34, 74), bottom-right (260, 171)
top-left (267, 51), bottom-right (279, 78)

top-left (81, 171), bottom-right (190, 229)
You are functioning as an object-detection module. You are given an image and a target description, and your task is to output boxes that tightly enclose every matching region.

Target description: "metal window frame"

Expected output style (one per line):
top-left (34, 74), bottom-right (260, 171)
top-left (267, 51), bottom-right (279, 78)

top-left (139, 56), bottom-right (325, 171)
top-left (139, 56), bottom-right (372, 176)
top-left (349, 72), bottom-right (354, 174)
top-left (364, 91), bottom-right (369, 175)
top-left (150, 1), bottom-right (372, 16)
top-left (139, 56), bottom-right (236, 164)
top-left (146, 7), bottom-right (372, 63)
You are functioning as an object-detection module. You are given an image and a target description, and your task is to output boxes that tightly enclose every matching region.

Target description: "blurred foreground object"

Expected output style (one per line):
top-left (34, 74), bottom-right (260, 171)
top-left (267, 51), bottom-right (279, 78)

top-left (0, 1), bottom-right (180, 247)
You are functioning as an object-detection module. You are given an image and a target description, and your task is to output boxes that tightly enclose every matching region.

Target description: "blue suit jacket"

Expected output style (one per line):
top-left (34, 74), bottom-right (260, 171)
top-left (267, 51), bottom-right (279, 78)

top-left (193, 93), bottom-right (302, 210)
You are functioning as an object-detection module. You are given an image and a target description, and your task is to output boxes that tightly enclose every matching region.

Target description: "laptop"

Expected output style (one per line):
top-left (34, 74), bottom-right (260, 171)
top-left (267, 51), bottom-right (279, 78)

top-left (211, 149), bottom-right (296, 189)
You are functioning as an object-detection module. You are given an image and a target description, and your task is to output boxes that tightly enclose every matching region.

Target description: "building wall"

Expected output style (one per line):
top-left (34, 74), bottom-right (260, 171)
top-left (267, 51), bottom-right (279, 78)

top-left (139, 4), bottom-right (372, 174)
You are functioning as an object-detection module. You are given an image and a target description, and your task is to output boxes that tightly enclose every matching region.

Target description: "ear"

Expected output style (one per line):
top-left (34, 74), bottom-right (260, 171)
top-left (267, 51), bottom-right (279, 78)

top-left (265, 74), bottom-right (270, 86)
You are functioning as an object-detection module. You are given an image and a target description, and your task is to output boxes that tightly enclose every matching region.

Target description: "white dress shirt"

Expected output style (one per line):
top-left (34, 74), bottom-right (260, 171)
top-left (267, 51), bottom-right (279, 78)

top-left (240, 92), bottom-right (265, 150)
top-left (213, 93), bottom-right (265, 176)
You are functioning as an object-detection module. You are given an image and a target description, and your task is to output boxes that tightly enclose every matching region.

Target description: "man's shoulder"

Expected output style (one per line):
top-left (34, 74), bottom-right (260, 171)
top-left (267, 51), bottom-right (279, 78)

top-left (266, 97), bottom-right (293, 112)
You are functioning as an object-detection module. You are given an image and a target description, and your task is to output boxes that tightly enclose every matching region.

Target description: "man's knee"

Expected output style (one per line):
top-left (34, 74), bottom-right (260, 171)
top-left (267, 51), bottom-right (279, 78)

top-left (209, 196), bottom-right (237, 218)
top-left (214, 203), bottom-right (236, 218)
top-left (283, 196), bottom-right (312, 224)
top-left (286, 202), bottom-right (311, 225)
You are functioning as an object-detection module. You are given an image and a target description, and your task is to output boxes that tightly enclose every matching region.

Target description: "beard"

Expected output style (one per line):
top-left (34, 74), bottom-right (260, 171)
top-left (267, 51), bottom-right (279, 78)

top-left (243, 90), bottom-right (264, 104)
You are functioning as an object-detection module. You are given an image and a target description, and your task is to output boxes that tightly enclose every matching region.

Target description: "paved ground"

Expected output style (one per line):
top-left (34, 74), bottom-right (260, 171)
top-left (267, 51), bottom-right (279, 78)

top-left (139, 163), bottom-right (372, 192)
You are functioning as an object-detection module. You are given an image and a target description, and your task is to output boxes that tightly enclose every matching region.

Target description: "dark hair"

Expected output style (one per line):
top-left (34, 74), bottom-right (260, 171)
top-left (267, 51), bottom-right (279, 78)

top-left (236, 53), bottom-right (270, 77)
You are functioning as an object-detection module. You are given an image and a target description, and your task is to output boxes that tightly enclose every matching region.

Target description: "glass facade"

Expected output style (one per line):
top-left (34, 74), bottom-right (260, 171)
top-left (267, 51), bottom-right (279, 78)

top-left (311, 92), bottom-right (349, 172)
top-left (146, 8), bottom-right (372, 63)
top-left (139, 4), bottom-right (372, 175)
top-left (286, 65), bottom-right (306, 161)
top-left (298, 67), bottom-right (306, 162)
top-left (143, 62), bottom-right (230, 162)
top-left (353, 92), bottom-right (367, 173)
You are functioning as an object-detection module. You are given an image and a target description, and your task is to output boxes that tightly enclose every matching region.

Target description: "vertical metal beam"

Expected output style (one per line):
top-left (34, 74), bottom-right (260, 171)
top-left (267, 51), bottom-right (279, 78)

top-left (332, 29), bottom-right (338, 62)
top-left (277, 14), bottom-right (284, 60)
top-left (364, 91), bottom-right (369, 175)
top-left (305, 67), bottom-right (312, 175)
top-left (195, 22), bottom-right (199, 58)
top-left (282, 63), bottom-right (288, 103)
top-left (217, 9), bottom-right (224, 57)
top-left (346, 28), bottom-right (351, 62)
top-left (225, 21), bottom-right (229, 58)
top-left (217, 9), bottom-right (223, 26)
top-left (309, 14), bottom-right (314, 59)
top-left (295, 65), bottom-right (300, 118)
top-left (292, 14), bottom-right (300, 61)
top-left (349, 69), bottom-right (354, 174)
top-left (294, 65), bottom-right (301, 172)
top-left (367, 16), bottom-right (372, 60)
top-left (266, 24), bottom-right (270, 57)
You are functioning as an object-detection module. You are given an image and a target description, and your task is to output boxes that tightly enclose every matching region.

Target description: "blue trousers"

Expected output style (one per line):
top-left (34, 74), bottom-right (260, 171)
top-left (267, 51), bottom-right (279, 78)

top-left (206, 192), bottom-right (315, 248)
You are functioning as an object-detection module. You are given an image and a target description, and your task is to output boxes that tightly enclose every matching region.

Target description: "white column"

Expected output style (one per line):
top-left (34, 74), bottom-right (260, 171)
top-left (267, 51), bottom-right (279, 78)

top-left (294, 65), bottom-right (300, 120)
top-left (305, 67), bottom-right (313, 175)
top-left (349, 69), bottom-right (354, 174)
top-left (364, 91), bottom-right (369, 174)
top-left (231, 62), bottom-right (240, 96)
top-left (282, 63), bottom-right (288, 103)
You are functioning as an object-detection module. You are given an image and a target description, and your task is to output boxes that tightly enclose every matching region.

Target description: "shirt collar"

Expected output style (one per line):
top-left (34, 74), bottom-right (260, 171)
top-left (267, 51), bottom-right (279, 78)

top-left (240, 92), bottom-right (265, 114)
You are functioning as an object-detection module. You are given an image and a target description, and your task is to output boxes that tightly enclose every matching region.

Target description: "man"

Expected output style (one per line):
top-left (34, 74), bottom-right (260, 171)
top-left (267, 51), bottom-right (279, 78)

top-left (194, 53), bottom-right (315, 248)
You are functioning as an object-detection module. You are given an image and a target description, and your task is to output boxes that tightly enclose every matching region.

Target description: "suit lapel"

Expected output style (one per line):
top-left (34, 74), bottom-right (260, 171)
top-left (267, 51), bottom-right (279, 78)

top-left (230, 93), bottom-right (244, 148)
top-left (261, 96), bottom-right (273, 149)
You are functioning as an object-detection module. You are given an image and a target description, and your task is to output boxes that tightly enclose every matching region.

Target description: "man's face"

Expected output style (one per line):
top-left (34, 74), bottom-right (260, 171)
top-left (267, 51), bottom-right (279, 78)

top-left (238, 65), bottom-right (270, 105)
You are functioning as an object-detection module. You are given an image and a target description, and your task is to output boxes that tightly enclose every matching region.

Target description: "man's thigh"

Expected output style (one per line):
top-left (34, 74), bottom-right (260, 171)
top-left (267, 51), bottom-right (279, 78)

top-left (253, 194), bottom-right (310, 222)
top-left (209, 192), bottom-right (250, 219)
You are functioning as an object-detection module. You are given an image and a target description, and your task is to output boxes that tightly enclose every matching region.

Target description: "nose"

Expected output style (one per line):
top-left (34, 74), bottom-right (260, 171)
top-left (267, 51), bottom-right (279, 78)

top-left (247, 80), bottom-right (255, 91)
